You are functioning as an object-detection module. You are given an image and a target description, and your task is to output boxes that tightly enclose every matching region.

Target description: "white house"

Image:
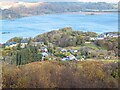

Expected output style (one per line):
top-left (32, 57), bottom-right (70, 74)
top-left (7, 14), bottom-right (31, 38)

top-left (41, 47), bottom-right (48, 53)
top-left (61, 48), bottom-right (67, 53)
top-left (90, 37), bottom-right (96, 41)
top-left (20, 39), bottom-right (28, 48)
top-left (42, 52), bottom-right (48, 57)
top-left (5, 42), bottom-right (18, 48)
top-left (61, 54), bottom-right (77, 61)
top-left (69, 50), bottom-right (78, 53)
top-left (96, 35), bottom-right (104, 40)
top-left (9, 44), bottom-right (18, 48)
top-left (32, 41), bottom-right (44, 46)
top-left (21, 43), bottom-right (27, 48)
top-left (44, 48), bottom-right (48, 52)
top-left (110, 34), bottom-right (118, 38)
top-left (101, 33), bottom-right (118, 38)
top-left (68, 54), bottom-right (77, 60)
top-left (74, 50), bottom-right (78, 53)
top-left (85, 42), bottom-right (91, 44)
top-left (42, 52), bottom-right (49, 61)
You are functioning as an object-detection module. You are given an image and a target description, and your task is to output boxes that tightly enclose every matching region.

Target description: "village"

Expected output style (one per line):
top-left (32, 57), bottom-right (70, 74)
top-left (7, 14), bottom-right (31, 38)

top-left (1, 32), bottom-right (119, 63)
top-left (90, 32), bottom-right (118, 40)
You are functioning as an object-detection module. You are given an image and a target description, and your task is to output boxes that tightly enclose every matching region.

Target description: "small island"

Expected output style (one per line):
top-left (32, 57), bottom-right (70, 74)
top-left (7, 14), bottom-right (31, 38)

top-left (2, 32), bottom-right (10, 34)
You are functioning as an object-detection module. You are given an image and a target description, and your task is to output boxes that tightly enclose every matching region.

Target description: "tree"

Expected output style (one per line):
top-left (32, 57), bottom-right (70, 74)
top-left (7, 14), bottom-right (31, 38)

top-left (17, 43), bottom-right (21, 50)
top-left (8, 37), bottom-right (22, 43)
top-left (28, 37), bottom-right (32, 45)
top-left (16, 52), bottom-right (22, 65)
top-left (76, 36), bottom-right (85, 45)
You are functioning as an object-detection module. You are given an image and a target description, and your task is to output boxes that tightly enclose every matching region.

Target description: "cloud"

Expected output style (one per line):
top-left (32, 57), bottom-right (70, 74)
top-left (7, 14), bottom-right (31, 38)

top-left (0, 0), bottom-right (119, 3)
top-left (77, 0), bottom-right (119, 3)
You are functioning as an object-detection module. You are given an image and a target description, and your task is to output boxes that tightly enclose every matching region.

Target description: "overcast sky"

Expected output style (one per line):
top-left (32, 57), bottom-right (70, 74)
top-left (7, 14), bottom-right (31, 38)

top-left (0, 0), bottom-right (119, 3)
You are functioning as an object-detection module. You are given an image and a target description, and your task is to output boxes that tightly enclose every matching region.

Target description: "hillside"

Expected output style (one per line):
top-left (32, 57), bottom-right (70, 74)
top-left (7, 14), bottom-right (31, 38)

top-left (0, 2), bottom-right (117, 19)
top-left (2, 60), bottom-right (119, 88)
top-left (1, 27), bottom-right (119, 66)
top-left (34, 27), bottom-right (98, 47)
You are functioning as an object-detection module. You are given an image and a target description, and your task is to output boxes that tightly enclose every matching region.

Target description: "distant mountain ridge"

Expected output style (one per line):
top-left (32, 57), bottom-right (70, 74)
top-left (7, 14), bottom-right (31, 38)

top-left (0, 2), bottom-right (118, 19)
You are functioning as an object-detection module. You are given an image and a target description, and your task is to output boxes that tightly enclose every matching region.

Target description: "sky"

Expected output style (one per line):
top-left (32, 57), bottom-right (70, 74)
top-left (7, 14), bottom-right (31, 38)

top-left (0, 0), bottom-right (119, 3)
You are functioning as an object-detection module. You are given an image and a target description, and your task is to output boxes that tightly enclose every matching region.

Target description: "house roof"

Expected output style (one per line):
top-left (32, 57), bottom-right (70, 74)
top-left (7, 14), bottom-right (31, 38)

top-left (97, 35), bottom-right (104, 38)
top-left (6, 42), bottom-right (17, 45)
top-left (69, 54), bottom-right (76, 58)
top-left (32, 41), bottom-right (44, 45)
top-left (110, 34), bottom-right (118, 36)
top-left (21, 39), bottom-right (28, 43)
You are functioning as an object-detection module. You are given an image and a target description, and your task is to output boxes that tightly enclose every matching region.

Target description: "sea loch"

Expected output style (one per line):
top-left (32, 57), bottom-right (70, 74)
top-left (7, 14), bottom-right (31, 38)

top-left (0, 13), bottom-right (118, 43)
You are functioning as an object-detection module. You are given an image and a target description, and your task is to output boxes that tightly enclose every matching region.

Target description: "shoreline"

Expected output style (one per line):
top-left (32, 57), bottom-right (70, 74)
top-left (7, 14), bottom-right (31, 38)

top-left (1, 28), bottom-right (118, 44)
top-left (62, 11), bottom-right (118, 15)
top-left (0, 11), bottom-right (118, 20)
top-left (34, 11), bottom-right (118, 17)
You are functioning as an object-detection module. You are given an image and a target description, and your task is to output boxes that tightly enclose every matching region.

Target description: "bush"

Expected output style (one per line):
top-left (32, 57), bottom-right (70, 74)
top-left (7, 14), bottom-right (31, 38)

top-left (2, 61), bottom-right (118, 88)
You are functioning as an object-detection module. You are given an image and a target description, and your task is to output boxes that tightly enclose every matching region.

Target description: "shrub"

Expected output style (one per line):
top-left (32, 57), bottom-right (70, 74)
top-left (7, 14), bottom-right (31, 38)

top-left (2, 61), bottom-right (118, 88)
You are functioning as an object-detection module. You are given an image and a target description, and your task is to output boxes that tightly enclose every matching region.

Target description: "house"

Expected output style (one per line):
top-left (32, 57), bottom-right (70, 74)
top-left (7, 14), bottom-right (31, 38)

top-left (110, 34), bottom-right (118, 38)
top-left (0, 44), bottom-right (2, 47)
top-left (90, 37), bottom-right (96, 41)
top-left (62, 54), bottom-right (77, 61)
top-left (69, 50), bottom-right (74, 53)
top-left (31, 41), bottom-right (44, 46)
top-left (73, 50), bottom-right (78, 53)
top-left (42, 52), bottom-right (48, 57)
top-left (21, 39), bottom-right (28, 48)
top-left (85, 42), bottom-right (91, 44)
top-left (41, 47), bottom-right (48, 53)
top-left (5, 42), bottom-right (17, 48)
top-left (42, 52), bottom-right (49, 61)
top-left (61, 48), bottom-right (67, 53)
top-left (21, 39), bottom-right (28, 44)
top-left (69, 50), bottom-right (78, 53)
top-left (0, 43), bottom-right (5, 48)
top-left (96, 35), bottom-right (104, 40)
top-left (68, 54), bottom-right (77, 60)
top-left (103, 32), bottom-right (109, 37)
top-left (102, 32), bottom-right (118, 38)
top-left (44, 48), bottom-right (48, 52)
top-left (6, 42), bottom-right (16, 46)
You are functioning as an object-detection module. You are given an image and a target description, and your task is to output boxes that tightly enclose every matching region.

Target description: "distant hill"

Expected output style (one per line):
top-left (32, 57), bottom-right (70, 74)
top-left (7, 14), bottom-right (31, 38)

top-left (0, 2), bottom-right (118, 19)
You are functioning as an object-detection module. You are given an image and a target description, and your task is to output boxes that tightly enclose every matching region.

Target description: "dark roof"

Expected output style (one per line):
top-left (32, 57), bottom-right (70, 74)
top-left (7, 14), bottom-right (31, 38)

top-left (6, 42), bottom-right (17, 46)
top-left (97, 35), bottom-right (104, 38)
top-left (21, 39), bottom-right (28, 43)
top-left (110, 34), bottom-right (118, 36)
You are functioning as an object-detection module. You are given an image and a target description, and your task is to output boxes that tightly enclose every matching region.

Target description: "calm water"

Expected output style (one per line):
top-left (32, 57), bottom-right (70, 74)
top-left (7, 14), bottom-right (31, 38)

top-left (0, 13), bottom-right (118, 43)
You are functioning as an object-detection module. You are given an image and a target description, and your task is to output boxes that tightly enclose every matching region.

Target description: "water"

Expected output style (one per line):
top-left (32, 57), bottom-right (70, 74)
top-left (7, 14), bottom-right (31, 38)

top-left (0, 13), bottom-right (118, 43)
